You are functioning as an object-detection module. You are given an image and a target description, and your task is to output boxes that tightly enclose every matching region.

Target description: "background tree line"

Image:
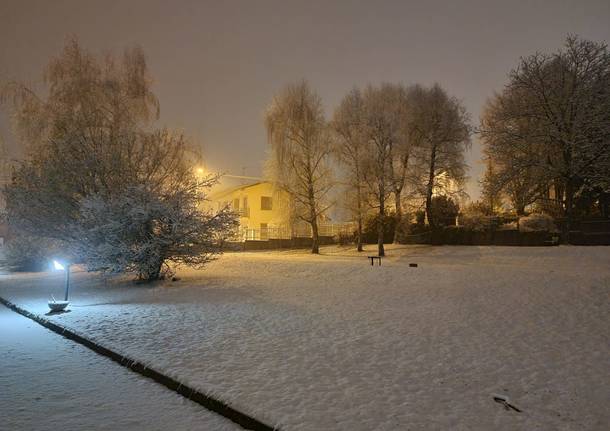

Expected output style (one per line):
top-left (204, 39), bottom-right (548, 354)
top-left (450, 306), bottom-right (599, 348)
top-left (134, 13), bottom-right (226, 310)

top-left (266, 81), bottom-right (472, 256)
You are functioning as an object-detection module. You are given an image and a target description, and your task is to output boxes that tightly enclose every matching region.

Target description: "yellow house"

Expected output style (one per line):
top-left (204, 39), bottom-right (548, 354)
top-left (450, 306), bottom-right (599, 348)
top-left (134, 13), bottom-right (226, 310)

top-left (208, 181), bottom-right (293, 240)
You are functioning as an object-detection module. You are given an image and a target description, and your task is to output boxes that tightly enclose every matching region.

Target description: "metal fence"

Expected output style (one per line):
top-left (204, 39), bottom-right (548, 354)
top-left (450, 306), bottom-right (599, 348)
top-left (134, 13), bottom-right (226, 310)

top-left (235, 222), bottom-right (356, 242)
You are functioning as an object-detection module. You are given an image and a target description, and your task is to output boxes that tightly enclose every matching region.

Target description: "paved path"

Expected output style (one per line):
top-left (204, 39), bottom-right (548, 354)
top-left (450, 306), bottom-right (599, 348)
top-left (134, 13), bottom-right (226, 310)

top-left (0, 305), bottom-right (240, 431)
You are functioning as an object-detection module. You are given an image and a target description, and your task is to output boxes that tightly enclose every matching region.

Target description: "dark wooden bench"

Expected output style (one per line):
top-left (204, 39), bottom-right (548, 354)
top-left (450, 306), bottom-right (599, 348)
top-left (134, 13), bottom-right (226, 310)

top-left (368, 255), bottom-right (382, 266)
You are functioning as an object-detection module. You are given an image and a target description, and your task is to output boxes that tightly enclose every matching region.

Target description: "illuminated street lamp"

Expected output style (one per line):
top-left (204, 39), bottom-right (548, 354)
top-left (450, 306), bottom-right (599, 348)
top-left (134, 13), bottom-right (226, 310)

top-left (48, 260), bottom-right (71, 312)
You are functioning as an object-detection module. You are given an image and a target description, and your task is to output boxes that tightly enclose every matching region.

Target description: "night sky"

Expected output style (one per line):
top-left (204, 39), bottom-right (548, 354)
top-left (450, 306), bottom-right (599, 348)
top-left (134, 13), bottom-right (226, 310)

top-left (2, 0), bottom-right (610, 198)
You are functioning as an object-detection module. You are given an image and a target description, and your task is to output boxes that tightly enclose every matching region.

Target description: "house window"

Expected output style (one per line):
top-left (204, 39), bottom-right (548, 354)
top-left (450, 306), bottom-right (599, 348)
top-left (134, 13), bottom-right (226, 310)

top-left (233, 198), bottom-right (240, 210)
top-left (261, 196), bottom-right (273, 210)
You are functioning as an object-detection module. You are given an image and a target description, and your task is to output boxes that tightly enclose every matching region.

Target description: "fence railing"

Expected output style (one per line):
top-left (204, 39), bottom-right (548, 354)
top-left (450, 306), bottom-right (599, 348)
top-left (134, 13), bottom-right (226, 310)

top-left (234, 222), bottom-right (356, 242)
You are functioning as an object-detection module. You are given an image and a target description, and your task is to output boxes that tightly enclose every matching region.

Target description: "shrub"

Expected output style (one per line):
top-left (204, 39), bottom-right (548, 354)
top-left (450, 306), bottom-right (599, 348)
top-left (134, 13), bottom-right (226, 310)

top-left (519, 213), bottom-right (558, 232)
top-left (458, 212), bottom-right (489, 232)
top-left (430, 196), bottom-right (459, 227)
top-left (362, 212), bottom-right (397, 244)
top-left (405, 222), bottom-right (429, 235)
top-left (500, 221), bottom-right (518, 230)
top-left (337, 231), bottom-right (354, 246)
top-left (533, 200), bottom-right (564, 219)
top-left (464, 200), bottom-right (495, 216)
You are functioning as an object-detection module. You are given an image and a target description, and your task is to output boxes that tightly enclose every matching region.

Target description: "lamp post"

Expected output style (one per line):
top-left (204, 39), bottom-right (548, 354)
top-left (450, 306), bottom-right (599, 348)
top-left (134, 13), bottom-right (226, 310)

top-left (49, 260), bottom-right (71, 312)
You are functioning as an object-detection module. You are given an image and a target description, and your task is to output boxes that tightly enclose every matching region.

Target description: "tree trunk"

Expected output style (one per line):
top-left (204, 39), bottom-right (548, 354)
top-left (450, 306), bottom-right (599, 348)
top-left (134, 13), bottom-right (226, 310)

top-left (141, 221), bottom-right (164, 282)
top-left (393, 189), bottom-right (402, 244)
top-left (311, 218), bottom-right (320, 254)
top-left (308, 184), bottom-right (320, 254)
top-left (356, 214), bottom-right (363, 252)
top-left (143, 258), bottom-right (163, 282)
top-left (516, 204), bottom-right (526, 217)
top-left (356, 183), bottom-right (363, 252)
top-left (425, 145), bottom-right (437, 230)
top-left (378, 183), bottom-right (385, 257)
top-left (564, 180), bottom-right (574, 244)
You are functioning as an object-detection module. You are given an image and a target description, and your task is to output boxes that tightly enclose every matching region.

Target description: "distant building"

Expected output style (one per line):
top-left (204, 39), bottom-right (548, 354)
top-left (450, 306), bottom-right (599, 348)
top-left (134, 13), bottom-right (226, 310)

top-left (207, 181), bottom-right (293, 241)
top-left (207, 180), bottom-right (352, 242)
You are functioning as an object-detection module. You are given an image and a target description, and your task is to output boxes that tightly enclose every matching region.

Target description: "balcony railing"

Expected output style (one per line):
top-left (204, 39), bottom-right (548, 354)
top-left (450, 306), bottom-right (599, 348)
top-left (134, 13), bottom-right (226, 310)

top-left (237, 207), bottom-right (250, 218)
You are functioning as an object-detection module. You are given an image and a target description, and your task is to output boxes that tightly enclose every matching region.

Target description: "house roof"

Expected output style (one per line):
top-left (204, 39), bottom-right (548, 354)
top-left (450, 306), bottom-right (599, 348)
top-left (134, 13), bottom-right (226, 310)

top-left (208, 181), bottom-right (267, 201)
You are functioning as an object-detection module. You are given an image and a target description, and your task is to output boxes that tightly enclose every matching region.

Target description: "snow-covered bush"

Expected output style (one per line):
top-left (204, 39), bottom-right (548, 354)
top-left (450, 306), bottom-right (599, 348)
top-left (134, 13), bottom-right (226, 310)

top-left (519, 213), bottom-right (558, 232)
top-left (75, 180), bottom-right (238, 282)
top-left (458, 213), bottom-right (489, 232)
top-left (500, 221), bottom-right (518, 230)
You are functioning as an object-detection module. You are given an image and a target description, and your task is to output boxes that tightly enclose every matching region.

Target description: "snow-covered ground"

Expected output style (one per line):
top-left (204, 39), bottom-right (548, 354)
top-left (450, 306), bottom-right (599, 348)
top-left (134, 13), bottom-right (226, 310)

top-left (0, 306), bottom-right (239, 431)
top-left (1, 245), bottom-right (608, 430)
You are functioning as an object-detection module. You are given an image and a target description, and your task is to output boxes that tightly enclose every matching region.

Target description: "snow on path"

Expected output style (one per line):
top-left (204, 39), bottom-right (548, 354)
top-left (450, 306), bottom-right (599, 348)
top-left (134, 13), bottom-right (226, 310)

top-left (0, 306), bottom-right (240, 431)
top-left (1, 245), bottom-right (609, 430)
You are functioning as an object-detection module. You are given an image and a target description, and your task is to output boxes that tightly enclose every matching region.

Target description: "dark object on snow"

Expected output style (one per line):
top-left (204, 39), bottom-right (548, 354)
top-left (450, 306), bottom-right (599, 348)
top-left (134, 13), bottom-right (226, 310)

top-left (45, 309), bottom-right (72, 316)
top-left (368, 256), bottom-right (382, 266)
top-left (493, 394), bottom-right (522, 412)
top-left (409, 263), bottom-right (418, 267)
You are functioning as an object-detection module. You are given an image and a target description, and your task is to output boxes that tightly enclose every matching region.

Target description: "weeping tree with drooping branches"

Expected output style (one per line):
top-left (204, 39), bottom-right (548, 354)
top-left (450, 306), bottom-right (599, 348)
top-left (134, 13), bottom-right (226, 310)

top-left (265, 80), bottom-right (333, 254)
top-left (1, 37), bottom-right (237, 280)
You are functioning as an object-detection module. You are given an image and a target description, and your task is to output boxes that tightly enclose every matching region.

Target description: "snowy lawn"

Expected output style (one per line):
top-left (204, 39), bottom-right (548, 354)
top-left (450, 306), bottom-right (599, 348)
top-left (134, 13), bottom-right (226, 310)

top-left (1, 245), bottom-right (609, 430)
top-left (0, 306), bottom-right (239, 431)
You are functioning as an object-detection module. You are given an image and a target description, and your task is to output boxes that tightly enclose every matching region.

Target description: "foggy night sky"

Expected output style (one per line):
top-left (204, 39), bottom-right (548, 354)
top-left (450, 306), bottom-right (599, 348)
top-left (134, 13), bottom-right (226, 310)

top-left (1, 0), bottom-right (610, 199)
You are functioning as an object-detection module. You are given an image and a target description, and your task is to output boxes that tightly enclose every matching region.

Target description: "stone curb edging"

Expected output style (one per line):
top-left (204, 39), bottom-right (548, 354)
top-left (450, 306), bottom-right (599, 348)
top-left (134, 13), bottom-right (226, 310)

top-left (0, 296), bottom-right (278, 431)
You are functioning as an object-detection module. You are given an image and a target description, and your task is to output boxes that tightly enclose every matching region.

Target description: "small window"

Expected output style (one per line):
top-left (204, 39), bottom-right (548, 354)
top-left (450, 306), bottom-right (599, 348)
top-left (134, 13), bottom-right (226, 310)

top-left (233, 198), bottom-right (240, 210)
top-left (261, 196), bottom-right (273, 210)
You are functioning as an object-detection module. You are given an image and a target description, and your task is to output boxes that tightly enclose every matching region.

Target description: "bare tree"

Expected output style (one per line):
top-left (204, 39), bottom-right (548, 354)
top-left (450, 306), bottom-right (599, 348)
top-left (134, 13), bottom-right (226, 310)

top-left (332, 88), bottom-right (368, 251)
top-left (480, 36), bottom-right (610, 237)
top-left (1, 37), bottom-right (159, 154)
top-left (265, 81), bottom-right (333, 254)
top-left (387, 85), bottom-right (412, 243)
top-left (360, 84), bottom-right (406, 256)
top-left (1, 36), bottom-right (163, 243)
top-left (480, 100), bottom-right (544, 216)
top-left (408, 84), bottom-right (471, 229)
top-left (1, 38), bottom-right (237, 280)
top-left (479, 153), bottom-right (500, 215)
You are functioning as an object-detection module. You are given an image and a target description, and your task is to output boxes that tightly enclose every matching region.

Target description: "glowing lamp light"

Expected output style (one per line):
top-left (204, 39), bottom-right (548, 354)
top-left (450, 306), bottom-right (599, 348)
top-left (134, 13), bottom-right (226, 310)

top-left (53, 260), bottom-right (65, 271)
